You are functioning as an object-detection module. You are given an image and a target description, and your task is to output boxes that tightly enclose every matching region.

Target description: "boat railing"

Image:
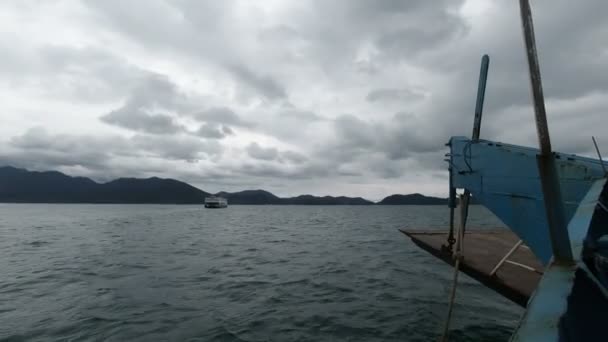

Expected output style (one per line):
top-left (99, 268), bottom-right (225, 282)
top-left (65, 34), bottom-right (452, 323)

top-left (489, 240), bottom-right (543, 277)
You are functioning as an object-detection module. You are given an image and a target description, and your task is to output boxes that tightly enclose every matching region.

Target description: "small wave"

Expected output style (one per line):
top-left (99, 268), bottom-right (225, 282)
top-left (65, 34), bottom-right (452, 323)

top-left (276, 278), bottom-right (312, 287)
top-left (267, 239), bottom-right (287, 243)
top-left (310, 281), bottom-right (355, 294)
top-left (85, 315), bottom-right (121, 323)
top-left (449, 323), bottom-right (514, 341)
top-left (1, 205), bottom-right (520, 341)
top-left (204, 326), bottom-right (251, 342)
top-left (175, 249), bottom-right (200, 256)
top-left (207, 267), bottom-right (221, 274)
top-left (24, 240), bottom-right (50, 247)
top-left (0, 307), bottom-right (16, 314)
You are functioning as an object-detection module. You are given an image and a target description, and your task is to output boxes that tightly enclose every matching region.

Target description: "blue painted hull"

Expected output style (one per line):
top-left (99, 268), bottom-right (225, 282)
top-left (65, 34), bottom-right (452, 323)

top-left (448, 137), bottom-right (608, 340)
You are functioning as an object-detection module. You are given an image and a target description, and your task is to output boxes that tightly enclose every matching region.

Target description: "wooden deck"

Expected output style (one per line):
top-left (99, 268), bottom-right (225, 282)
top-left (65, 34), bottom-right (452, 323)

top-left (400, 228), bottom-right (544, 307)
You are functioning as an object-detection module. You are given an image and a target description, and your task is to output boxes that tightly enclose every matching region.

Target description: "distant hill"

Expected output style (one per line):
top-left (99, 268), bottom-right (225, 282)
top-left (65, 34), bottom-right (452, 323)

top-left (282, 194), bottom-right (373, 205)
top-left (0, 166), bottom-right (450, 205)
top-left (377, 193), bottom-right (447, 205)
top-left (216, 190), bottom-right (282, 205)
top-left (214, 191), bottom-right (372, 205)
top-left (0, 166), bottom-right (209, 204)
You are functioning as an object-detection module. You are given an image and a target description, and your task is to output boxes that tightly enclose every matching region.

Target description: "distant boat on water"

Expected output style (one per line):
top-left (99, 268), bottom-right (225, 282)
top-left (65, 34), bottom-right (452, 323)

top-left (204, 196), bottom-right (227, 208)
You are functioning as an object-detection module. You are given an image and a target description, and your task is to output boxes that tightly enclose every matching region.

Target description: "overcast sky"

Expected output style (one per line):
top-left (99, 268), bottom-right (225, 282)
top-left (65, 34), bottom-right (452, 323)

top-left (1, 0), bottom-right (607, 199)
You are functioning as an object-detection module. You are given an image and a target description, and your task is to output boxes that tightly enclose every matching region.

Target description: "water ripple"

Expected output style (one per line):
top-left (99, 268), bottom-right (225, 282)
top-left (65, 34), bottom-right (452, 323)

top-left (0, 204), bottom-right (520, 341)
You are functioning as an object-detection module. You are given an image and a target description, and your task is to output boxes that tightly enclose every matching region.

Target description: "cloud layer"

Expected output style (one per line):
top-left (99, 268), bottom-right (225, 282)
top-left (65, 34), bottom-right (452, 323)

top-left (1, 1), bottom-right (607, 198)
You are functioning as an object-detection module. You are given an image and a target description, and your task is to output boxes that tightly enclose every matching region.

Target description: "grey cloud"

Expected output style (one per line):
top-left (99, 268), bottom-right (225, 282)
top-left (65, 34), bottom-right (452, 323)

top-left (0, 151), bottom-right (108, 175)
top-left (355, 60), bottom-right (380, 75)
top-left (10, 127), bottom-right (130, 157)
top-left (83, 1), bottom-right (200, 53)
top-left (407, 0), bottom-right (608, 137)
top-left (292, 0), bottom-right (468, 70)
top-left (245, 141), bottom-right (307, 164)
top-left (258, 25), bottom-right (300, 43)
top-left (85, 1), bottom-right (287, 101)
top-left (123, 73), bottom-right (192, 111)
top-left (237, 160), bottom-right (330, 180)
top-left (193, 107), bottom-right (253, 128)
top-left (246, 142), bottom-right (279, 161)
top-left (99, 73), bottom-right (195, 134)
top-left (4, 1), bottom-right (608, 199)
top-left (131, 134), bottom-right (222, 161)
top-left (326, 114), bottom-right (442, 164)
top-left (4, 127), bottom-right (222, 176)
top-left (0, 43), bottom-right (150, 103)
top-left (486, 1), bottom-right (608, 102)
top-left (280, 150), bottom-right (307, 164)
top-left (6, 127), bottom-right (128, 171)
top-left (375, 22), bottom-right (468, 60)
top-left (222, 126), bottom-right (234, 135)
top-left (369, 158), bottom-right (407, 179)
top-left (251, 106), bottom-right (328, 145)
top-left (101, 108), bottom-right (182, 135)
top-left (228, 64), bottom-right (287, 100)
top-left (337, 169), bottom-right (363, 177)
top-left (281, 107), bottom-right (327, 121)
top-left (196, 123), bottom-right (232, 139)
top-left (366, 88), bottom-right (424, 102)
top-left (334, 115), bottom-right (380, 150)
top-left (240, 163), bottom-right (291, 179)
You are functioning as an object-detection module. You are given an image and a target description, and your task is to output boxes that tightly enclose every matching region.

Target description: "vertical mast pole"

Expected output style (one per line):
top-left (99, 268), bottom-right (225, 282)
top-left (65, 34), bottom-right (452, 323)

top-left (519, 0), bottom-right (573, 262)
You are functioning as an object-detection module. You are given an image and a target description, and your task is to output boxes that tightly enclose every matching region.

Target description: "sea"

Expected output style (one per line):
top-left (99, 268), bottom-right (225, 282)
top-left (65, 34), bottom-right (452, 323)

top-left (0, 204), bottom-right (522, 341)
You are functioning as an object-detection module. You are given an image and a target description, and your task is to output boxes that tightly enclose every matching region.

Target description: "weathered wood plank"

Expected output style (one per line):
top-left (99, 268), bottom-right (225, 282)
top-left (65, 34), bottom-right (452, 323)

top-left (400, 228), bottom-right (543, 307)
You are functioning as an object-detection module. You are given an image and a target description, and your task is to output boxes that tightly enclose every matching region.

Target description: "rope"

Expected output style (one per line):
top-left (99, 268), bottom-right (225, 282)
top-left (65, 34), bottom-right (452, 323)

top-left (439, 255), bottom-right (462, 342)
top-left (439, 195), bottom-right (467, 342)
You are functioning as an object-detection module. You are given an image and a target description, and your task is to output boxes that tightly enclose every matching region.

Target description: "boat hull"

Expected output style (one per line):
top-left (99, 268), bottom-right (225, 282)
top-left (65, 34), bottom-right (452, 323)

top-left (204, 203), bottom-right (227, 208)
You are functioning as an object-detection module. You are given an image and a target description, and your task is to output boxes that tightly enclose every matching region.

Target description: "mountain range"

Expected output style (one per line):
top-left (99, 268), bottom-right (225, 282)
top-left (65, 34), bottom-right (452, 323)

top-left (0, 166), bottom-right (447, 205)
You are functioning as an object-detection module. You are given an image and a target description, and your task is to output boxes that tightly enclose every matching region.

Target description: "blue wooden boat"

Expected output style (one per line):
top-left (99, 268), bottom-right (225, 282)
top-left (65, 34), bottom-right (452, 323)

top-left (426, 1), bottom-right (608, 340)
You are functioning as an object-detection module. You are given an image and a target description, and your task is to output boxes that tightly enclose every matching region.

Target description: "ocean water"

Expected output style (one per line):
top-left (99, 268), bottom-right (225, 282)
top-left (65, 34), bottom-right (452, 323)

top-left (0, 204), bottom-right (522, 341)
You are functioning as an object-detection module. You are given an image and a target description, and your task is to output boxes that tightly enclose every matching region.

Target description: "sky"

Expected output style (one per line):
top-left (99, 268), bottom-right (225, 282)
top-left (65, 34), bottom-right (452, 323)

top-left (1, 0), bottom-right (608, 200)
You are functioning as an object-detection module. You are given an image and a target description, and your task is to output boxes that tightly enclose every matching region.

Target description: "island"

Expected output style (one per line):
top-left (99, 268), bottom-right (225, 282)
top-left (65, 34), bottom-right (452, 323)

top-left (0, 166), bottom-right (448, 205)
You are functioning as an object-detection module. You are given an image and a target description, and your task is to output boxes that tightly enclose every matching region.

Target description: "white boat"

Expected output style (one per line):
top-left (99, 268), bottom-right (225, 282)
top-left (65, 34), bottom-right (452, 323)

top-left (204, 196), bottom-right (228, 208)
